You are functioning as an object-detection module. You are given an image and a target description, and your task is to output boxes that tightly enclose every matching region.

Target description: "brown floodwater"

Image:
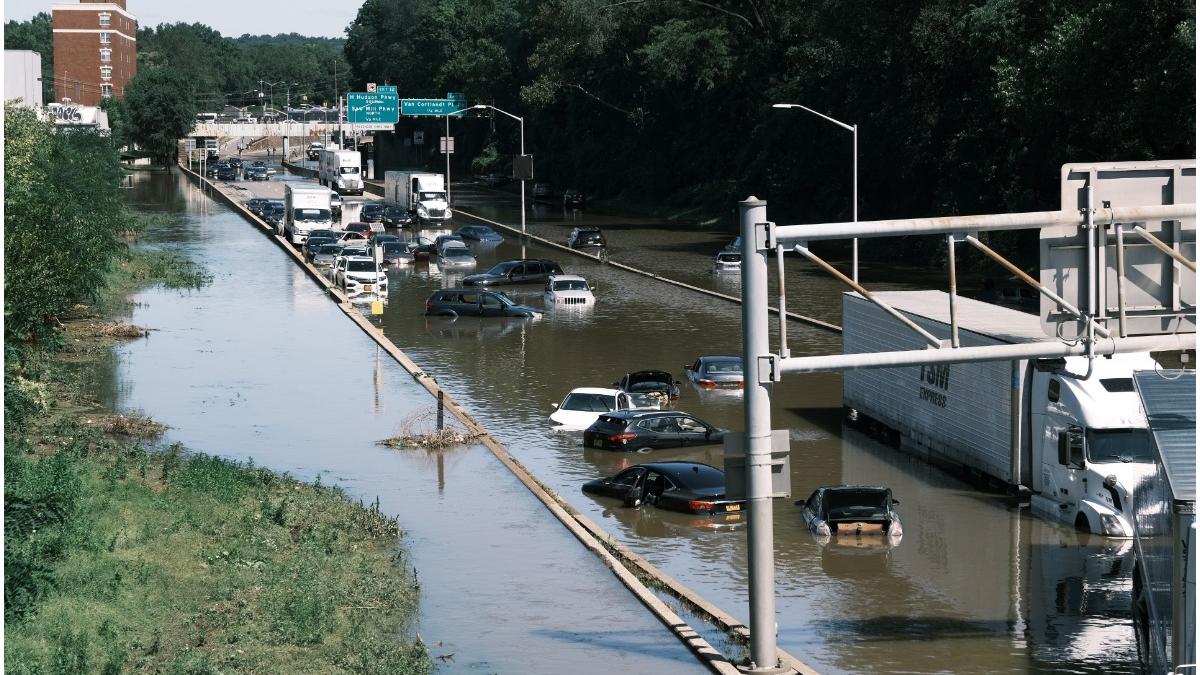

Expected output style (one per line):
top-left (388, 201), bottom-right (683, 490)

top-left (106, 167), bottom-right (1146, 674)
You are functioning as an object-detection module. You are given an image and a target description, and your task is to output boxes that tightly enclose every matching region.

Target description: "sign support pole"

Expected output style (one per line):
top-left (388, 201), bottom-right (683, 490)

top-left (446, 114), bottom-right (452, 204)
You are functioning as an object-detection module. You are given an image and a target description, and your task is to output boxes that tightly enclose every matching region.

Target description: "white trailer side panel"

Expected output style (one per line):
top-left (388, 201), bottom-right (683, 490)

top-left (842, 291), bottom-right (1043, 485)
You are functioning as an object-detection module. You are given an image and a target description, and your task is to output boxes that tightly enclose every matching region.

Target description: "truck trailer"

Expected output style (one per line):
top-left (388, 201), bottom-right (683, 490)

top-left (384, 171), bottom-right (451, 223)
top-left (1130, 370), bottom-right (1195, 674)
top-left (843, 290), bottom-right (1160, 537)
top-left (283, 184), bottom-right (333, 245)
top-left (318, 149), bottom-right (363, 195)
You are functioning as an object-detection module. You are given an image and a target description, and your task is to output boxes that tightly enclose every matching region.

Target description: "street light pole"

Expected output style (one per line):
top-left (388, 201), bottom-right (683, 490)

top-left (470, 103), bottom-right (525, 237)
top-left (772, 102), bottom-right (859, 283)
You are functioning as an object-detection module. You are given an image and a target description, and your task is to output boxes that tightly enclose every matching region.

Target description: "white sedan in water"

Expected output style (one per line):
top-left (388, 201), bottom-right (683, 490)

top-left (549, 387), bottom-right (650, 430)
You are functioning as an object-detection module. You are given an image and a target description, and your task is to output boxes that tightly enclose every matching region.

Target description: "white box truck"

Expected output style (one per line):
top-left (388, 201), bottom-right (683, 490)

top-left (384, 171), bottom-right (451, 223)
top-left (1130, 370), bottom-right (1195, 674)
top-left (843, 290), bottom-right (1160, 537)
top-left (283, 184), bottom-right (332, 245)
top-left (318, 149), bottom-right (363, 195)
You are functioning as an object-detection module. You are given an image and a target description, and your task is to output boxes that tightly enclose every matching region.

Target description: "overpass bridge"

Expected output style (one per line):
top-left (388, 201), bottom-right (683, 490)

top-left (187, 122), bottom-right (363, 138)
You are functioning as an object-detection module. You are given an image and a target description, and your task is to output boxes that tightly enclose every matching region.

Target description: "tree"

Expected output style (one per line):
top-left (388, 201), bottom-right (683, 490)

top-left (123, 69), bottom-right (198, 164)
top-left (4, 13), bottom-right (54, 103)
top-left (4, 104), bottom-right (129, 344)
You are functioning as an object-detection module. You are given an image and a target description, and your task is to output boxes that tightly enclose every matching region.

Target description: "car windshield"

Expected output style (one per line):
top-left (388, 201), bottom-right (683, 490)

top-left (561, 393), bottom-right (615, 412)
top-left (823, 490), bottom-right (890, 520)
top-left (382, 243), bottom-right (408, 253)
top-left (363, 204), bottom-right (383, 213)
top-left (704, 359), bottom-right (742, 374)
top-left (318, 245), bottom-right (341, 254)
top-left (443, 249), bottom-right (472, 260)
top-left (485, 261), bottom-right (521, 275)
top-left (627, 393), bottom-right (660, 408)
top-left (339, 167), bottom-right (359, 174)
top-left (1087, 429), bottom-right (1154, 463)
top-left (553, 280), bottom-right (589, 291)
top-left (492, 293), bottom-right (517, 307)
top-left (347, 260), bottom-right (377, 272)
top-left (295, 209), bottom-right (330, 221)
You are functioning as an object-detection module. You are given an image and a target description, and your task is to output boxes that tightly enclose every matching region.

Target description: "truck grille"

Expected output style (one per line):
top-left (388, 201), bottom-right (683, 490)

top-left (560, 297), bottom-right (589, 305)
top-left (427, 209), bottom-right (445, 218)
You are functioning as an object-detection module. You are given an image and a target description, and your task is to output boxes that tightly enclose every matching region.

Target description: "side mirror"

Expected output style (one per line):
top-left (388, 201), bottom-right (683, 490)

top-left (612, 382), bottom-right (619, 388)
top-left (793, 499), bottom-right (806, 507)
top-left (891, 499), bottom-right (901, 505)
top-left (550, 403), bottom-right (559, 410)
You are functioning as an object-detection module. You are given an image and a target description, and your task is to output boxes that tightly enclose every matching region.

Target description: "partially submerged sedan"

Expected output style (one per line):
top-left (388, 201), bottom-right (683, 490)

top-left (550, 387), bottom-right (642, 430)
top-left (582, 462), bottom-right (746, 515)
top-left (797, 485), bottom-right (903, 547)
top-left (583, 410), bottom-right (724, 452)
top-left (684, 355), bottom-right (744, 390)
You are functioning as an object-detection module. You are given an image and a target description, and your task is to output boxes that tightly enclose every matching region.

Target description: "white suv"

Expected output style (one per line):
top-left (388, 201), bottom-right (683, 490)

top-left (330, 256), bottom-right (387, 296)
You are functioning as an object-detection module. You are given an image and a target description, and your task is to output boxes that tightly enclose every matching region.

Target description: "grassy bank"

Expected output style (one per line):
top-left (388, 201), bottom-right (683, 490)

top-left (4, 249), bottom-right (430, 674)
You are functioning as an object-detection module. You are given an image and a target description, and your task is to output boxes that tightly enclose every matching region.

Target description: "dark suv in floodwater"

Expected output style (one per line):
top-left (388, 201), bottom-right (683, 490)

top-left (425, 288), bottom-right (541, 318)
top-left (462, 259), bottom-right (563, 286)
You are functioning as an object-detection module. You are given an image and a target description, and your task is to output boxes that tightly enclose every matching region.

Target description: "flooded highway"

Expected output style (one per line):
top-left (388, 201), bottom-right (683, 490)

top-left (110, 165), bottom-right (1146, 674)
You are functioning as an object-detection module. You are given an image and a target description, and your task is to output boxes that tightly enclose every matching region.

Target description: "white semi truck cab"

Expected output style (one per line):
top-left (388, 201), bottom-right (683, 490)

top-left (318, 149), bottom-right (363, 195)
top-left (1028, 353), bottom-right (1159, 537)
top-left (384, 171), bottom-right (451, 223)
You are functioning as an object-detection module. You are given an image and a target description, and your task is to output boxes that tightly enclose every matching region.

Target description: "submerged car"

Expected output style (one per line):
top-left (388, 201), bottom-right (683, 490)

top-left (532, 182), bottom-right (553, 199)
top-left (582, 462), bottom-right (746, 515)
top-left (463, 259), bottom-right (563, 286)
top-left (310, 243), bottom-right (343, 268)
top-left (455, 225), bottom-right (504, 242)
top-left (437, 246), bottom-right (477, 269)
top-left (329, 192), bottom-right (343, 218)
top-left (713, 252), bottom-right (741, 273)
top-left (380, 241), bottom-right (416, 266)
top-left (424, 288), bottom-right (541, 318)
top-left (244, 166), bottom-right (269, 181)
top-left (549, 387), bottom-right (644, 430)
top-left (543, 274), bottom-right (595, 307)
top-left (568, 226), bottom-right (606, 249)
top-left (797, 485), bottom-right (903, 546)
top-left (381, 205), bottom-right (413, 228)
top-left (245, 198), bottom-right (271, 216)
top-left (562, 189), bottom-right (585, 209)
top-left (331, 256), bottom-right (388, 296)
top-left (582, 410), bottom-right (724, 452)
top-left (614, 370), bottom-right (681, 406)
top-left (359, 202), bottom-right (386, 223)
top-left (684, 355), bottom-right (744, 390)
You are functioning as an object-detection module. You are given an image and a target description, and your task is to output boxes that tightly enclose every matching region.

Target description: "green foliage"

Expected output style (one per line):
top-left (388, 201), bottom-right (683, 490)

top-left (123, 69), bottom-right (198, 163)
top-left (4, 104), bottom-right (130, 344)
top-left (346, 0), bottom-right (1194, 263)
top-left (4, 12), bottom-right (54, 103)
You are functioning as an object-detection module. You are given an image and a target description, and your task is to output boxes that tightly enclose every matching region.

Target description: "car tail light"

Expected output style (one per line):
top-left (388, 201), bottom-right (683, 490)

top-left (697, 379), bottom-right (718, 389)
top-left (737, 381), bottom-right (744, 389)
top-left (607, 432), bottom-right (636, 443)
top-left (688, 500), bottom-right (715, 512)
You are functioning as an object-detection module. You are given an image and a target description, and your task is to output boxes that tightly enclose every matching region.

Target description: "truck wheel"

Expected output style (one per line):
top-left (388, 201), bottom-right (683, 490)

top-left (1074, 512), bottom-right (1091, 534)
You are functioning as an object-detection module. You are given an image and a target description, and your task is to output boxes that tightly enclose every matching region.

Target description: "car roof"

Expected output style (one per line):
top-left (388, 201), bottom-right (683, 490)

top-left (603, 410), bottom-right (687, 420)
top-left (816, 485), bottom-right (891, 494)
top-left (699, 355), bottom-right (741, 362)
top-left (627, 461), bottom-right (723, 477)
top-left (343, 256), bottom-right (375, 262)
top-left (566, 387), bottom-right (621, 396)
top-left (548, 274), bottom-right (588, 283)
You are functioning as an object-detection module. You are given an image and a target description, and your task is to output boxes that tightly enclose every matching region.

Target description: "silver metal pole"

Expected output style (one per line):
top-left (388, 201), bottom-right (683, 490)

top-left (775, 204), bottom-right (1196, 242)
top-left (740, 197), bottom-right (781, 673)
top-left (775, 244), bottom-right (789, 358)
top-left (776, 333), bottom-right (1195, 375)
top-left (947, 234), bottom-right (960, 348)
top-left (520, 117), bottom-right (526, 237)
top-left (1116, 223), bottom-right (1128, 337)
top-left (445, 114), bottom-right (452, 204)
top-left (852, 124), bottom-right (858, 284)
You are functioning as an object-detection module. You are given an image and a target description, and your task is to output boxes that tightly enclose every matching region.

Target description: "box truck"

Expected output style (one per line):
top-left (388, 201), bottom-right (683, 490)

top-left (843, 290), bottom-right (1160, 537)
top-left (384, 171), bottom-right (451, 223)
top-left (283, 184), bottom-right (332, 245)
top-left (1130, 370), bottom-right (1195, 674)
top-left (318, 149), bottom-right (363, 195)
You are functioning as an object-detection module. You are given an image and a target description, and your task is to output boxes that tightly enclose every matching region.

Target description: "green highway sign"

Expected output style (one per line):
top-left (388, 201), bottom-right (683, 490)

top-left (401, 98), bottom-right (468, 117)
top-left (377, 85), bottom-right (398, 95)
top-left (348, 91), bottom-right (399, 124)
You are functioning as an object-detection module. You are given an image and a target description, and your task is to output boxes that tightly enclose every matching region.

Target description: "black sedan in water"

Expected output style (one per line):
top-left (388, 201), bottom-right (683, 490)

top-left (462, 259), bottom-right (563, 286)
top-left (360, 202), bottom-right (386, 223)
top-left (582, 462), bottom-right (746, 515)
top-left (583, 410), bottom-right (724, 452)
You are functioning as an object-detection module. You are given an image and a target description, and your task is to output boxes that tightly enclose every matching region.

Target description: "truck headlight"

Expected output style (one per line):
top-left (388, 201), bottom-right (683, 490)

top-left (1100, 514), bottom-right (1126, 537)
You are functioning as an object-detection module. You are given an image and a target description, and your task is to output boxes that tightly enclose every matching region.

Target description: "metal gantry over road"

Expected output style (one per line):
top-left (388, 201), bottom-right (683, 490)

top-left (736, 160), bottom-right (1195, 673)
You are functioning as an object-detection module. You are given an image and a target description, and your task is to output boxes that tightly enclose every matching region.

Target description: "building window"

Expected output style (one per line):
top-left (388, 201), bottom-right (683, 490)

top-left (98, 12), bottom-right (111, 27)
top-left (100, 84), bottom-right (113, 98)
top-left (100, 48), bottom-right (112, 62)
top-left (99, 32), bottom-right (111, 44)
top-left (100, 66), bottom-right (113, 80)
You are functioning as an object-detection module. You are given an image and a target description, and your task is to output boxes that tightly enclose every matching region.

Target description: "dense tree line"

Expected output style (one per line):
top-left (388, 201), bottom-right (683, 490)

top-left (346, 0), bottom-right (1194, 259)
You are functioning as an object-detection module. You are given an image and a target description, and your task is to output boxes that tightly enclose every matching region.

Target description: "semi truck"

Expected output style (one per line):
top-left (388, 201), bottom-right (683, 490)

top-left (318, 149), bottom-right (363, 195)
top-left (283, 184), bottom-right (333, 245)
top-left (843, 290), bottom-right (1160, 538)
top-left (1130, 370), bottom-right (1195, 674)
top-left (384, 171), bottom-right (452, 224)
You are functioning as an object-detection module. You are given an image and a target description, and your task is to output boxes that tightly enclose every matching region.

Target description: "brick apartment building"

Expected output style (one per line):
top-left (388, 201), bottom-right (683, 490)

top-left (52, 0), bottom-right (137, 105)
